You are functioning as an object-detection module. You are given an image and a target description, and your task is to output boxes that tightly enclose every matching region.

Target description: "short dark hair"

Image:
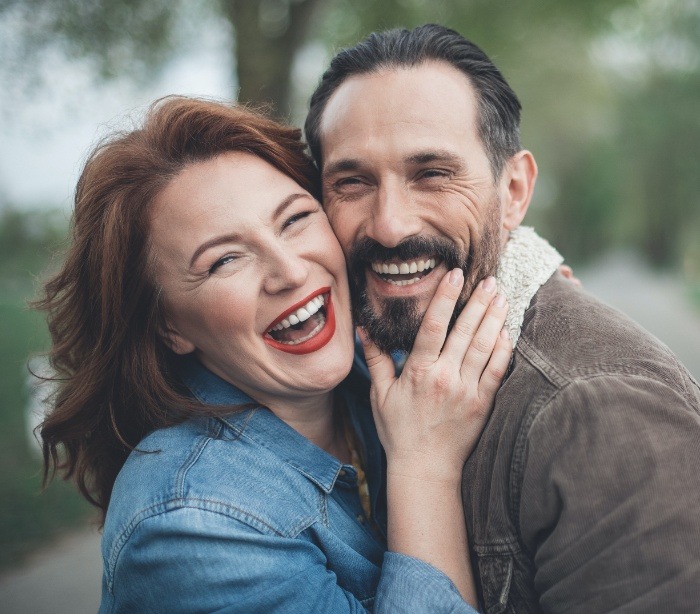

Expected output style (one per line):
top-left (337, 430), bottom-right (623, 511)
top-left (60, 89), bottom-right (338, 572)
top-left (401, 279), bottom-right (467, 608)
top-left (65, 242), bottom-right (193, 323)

top-left (305, 24), bottom-right (522, 178)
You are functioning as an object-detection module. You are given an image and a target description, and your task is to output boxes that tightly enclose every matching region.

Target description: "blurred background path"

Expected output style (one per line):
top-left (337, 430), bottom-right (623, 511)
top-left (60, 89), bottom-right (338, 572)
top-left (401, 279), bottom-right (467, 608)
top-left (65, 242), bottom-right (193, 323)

top-left (0, 252), bottom-right (698, 614)
top-left (0, 526), bottom-right (101, 613)
top-left (580, 252), bottom-right (700, 378)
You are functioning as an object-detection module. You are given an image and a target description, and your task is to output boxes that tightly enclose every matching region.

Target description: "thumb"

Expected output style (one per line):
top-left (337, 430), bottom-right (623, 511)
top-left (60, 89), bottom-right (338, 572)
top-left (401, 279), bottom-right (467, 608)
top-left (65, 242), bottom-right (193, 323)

top-left (357, 327), bottom-right (396, 397)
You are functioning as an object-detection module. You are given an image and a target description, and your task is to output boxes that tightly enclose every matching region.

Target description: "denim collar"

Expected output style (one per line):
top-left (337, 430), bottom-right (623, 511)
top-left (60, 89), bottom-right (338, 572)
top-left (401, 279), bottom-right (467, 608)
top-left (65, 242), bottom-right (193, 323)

top-left (176, 356), bottom-right (346, 494)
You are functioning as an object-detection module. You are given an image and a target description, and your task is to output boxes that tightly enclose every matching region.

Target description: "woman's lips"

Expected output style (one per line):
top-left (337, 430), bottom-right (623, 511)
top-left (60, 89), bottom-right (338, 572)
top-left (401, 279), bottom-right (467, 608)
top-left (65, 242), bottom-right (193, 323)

top-left (263, 287), bottom-right (336, 355)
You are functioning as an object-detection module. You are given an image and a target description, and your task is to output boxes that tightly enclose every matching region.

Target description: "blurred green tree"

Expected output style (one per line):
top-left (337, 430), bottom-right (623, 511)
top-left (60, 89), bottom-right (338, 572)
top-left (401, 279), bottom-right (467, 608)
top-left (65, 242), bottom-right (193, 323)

top-left (1, 0), bottom-right (697, 272)
top-left (1, 0), bottom-right (634, 118)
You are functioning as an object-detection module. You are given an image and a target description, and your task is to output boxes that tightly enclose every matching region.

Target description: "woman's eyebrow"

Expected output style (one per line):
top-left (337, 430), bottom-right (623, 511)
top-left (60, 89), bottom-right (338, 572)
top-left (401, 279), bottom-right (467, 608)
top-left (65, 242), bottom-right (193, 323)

top-left (189, 232), bottom-right (242, 269)
top-left (188, 193), bottom-right (310, 268)
top-left (271, 192), bottom-right (311, 221)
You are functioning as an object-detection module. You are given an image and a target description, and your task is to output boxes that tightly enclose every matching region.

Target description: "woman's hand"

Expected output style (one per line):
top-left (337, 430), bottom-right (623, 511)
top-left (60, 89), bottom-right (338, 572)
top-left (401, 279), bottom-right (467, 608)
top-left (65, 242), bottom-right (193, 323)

top-left (360, 269), bottom-right (512, 485)
top-left (361, 268), bottom-right (511, 605)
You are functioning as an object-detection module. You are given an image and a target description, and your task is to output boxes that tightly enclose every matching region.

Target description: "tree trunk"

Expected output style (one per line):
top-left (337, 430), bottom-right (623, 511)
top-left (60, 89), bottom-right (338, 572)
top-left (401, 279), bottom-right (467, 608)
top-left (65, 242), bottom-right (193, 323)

top-left (222, 0), bottom-right (321, 120)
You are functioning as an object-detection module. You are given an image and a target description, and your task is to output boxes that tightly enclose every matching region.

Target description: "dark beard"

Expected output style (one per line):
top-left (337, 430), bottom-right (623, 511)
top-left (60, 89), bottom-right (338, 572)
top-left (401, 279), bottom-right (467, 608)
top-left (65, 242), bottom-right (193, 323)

top-left (348, 213), bottom-right (503, 354)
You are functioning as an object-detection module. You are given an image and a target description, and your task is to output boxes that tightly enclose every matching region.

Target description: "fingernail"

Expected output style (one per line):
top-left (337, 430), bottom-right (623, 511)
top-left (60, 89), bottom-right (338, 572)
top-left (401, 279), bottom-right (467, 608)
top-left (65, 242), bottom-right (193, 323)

top-left (356, 327), bottom-right (369, 346)
top-left (493, 294), bottom-right (507, 308)
top-left (449, 268), bottom-right (463, 286)
top-left (500, 327), bottom-right (510, 339)
top-left (482, 276), bottom-right (497, 294)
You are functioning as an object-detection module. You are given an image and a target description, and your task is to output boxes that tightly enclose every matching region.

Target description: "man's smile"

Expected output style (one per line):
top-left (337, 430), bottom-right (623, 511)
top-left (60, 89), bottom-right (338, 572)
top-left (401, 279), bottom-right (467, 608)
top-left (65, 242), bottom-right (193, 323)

top-left (370, 257), bottom-right (439, 286)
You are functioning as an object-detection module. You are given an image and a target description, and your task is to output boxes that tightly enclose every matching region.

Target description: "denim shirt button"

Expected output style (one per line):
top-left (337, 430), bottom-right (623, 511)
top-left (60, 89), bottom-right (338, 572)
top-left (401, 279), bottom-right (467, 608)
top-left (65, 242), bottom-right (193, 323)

top-left (356, 514), bottom-right (365, 524)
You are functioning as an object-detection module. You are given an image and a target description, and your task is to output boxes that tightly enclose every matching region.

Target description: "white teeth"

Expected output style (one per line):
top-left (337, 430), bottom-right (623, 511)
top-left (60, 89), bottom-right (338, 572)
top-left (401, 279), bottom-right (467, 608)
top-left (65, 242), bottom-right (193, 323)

top-left (270, 294), bottom-right (327, 332)
top-left (371, 258), bottom-right (438, 276)
top-left (387, 277), bottom-right (422, 287)
top-left (275, 313), bottom-right (326, 345)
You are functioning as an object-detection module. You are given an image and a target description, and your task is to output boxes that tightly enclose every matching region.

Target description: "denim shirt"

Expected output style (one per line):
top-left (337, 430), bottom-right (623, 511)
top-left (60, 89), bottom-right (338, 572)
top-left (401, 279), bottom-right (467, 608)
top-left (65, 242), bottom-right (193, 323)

top-left (99, 357), bottom-right (477, 613)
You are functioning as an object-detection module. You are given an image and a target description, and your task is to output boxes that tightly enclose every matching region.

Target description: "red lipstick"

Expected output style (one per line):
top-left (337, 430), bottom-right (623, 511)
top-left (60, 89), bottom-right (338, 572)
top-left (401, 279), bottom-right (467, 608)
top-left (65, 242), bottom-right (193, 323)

top-left (263, 288), bottom-right (336, 355)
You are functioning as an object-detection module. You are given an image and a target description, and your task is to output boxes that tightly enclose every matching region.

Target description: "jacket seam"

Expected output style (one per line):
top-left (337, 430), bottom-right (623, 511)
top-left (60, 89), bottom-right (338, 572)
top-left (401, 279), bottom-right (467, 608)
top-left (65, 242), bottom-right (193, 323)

top-left (175, 435), bottom-right (213, 499)
top-left (105, 497), bottom-right (318, 592)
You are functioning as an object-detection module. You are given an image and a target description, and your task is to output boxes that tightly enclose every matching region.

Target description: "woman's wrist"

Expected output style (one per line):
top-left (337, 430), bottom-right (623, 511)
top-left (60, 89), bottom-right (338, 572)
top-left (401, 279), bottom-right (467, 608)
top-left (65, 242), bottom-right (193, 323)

top-left (386, 455), bottom-right (465, 488)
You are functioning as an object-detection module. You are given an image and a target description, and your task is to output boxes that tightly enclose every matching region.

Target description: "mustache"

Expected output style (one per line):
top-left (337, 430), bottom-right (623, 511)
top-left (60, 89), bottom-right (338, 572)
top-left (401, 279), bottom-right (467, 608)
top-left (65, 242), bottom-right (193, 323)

top-left (347, 236), bottom-right (466, 271)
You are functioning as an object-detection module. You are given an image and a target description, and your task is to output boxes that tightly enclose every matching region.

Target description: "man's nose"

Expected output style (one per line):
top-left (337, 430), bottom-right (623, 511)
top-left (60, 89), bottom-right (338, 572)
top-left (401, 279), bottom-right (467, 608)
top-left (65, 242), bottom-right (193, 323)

top-left (366, 181), bottom-right (422, 248)
top-left (263, 246), bottom-right (310, 295)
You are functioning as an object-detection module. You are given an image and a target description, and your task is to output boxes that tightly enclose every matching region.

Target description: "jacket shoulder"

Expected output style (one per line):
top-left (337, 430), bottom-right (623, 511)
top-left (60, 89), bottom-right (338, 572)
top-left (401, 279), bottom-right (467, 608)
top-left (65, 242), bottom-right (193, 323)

top-left (518, 274), bottom-right (697, 398)
top-left (103, 416), bottom-right (323, 551)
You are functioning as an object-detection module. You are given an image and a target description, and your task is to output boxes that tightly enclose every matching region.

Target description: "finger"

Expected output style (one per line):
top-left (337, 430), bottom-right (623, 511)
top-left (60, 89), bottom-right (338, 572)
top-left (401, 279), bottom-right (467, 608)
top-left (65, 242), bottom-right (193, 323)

top-left (460, 293), bottom-right (508, 380)
top-left (357, 327), bottom-right (396, 398)
top-left (440, 276), bottom-right (498, 363)
top-left (403, 268), bottom-right (464, 369)
top-left (559, 264), bottom-right (582, 287)
top-left (478, 328), bottom-right (513, 400)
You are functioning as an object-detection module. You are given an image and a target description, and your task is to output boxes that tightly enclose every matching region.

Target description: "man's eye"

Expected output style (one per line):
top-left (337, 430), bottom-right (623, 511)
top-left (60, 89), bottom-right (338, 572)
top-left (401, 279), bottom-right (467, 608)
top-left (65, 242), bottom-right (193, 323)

top-left (332, 177), bottom-right (370, 196)
top-left (209, 255), bottom-right (236, 274)
top-left (418, 169), bottom-right (450, 180)
top-left (335, 177), bottom-right (365, 188)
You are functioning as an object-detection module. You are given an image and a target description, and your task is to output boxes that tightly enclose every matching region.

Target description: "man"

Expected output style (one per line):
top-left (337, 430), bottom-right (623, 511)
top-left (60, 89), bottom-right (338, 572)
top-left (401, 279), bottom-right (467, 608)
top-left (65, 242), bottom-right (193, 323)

top-left (304, 24), bottom-right (700, 613)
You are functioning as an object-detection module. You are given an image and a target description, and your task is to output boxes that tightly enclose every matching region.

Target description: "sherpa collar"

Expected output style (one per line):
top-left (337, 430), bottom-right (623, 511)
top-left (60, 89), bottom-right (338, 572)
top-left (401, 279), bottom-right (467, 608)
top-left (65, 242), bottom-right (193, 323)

top-left (495, 226), bottom-right (563, 345)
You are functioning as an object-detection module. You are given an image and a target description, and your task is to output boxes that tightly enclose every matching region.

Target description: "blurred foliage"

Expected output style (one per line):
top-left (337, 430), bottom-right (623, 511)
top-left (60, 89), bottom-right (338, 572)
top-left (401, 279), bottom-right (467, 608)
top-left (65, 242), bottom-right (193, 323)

top-left (0, 207), bottom-right (94, 571)
top-left (0, 0), bottom-right (698, 569)
top-left (2, 0), bottom-right (697, 274)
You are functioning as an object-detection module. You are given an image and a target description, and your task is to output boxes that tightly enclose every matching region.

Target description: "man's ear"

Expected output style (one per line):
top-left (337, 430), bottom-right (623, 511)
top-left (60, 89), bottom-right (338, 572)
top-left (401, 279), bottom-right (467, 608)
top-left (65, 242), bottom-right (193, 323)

top-left (160, 323), bottom-right (196, 355)
top-left (501, 150), bottom-right (537, 231)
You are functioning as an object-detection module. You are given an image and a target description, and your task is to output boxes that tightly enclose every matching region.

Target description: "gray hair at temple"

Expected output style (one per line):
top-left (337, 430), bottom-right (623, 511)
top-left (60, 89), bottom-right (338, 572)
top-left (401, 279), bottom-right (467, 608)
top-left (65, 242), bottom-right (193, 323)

top-left (305, 24), bottom-right (522, 179)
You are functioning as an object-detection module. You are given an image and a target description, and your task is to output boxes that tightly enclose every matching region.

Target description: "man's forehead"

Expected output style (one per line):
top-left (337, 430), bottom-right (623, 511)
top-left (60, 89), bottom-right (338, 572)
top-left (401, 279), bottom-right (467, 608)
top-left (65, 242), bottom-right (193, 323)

top-left (318, 61), bottom-right (478, 166)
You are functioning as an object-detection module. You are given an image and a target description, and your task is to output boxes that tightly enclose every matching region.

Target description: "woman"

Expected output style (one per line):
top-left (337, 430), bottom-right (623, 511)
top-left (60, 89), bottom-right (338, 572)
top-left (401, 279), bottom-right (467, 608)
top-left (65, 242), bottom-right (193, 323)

top-left (37, 97), bottom-right (512, 612)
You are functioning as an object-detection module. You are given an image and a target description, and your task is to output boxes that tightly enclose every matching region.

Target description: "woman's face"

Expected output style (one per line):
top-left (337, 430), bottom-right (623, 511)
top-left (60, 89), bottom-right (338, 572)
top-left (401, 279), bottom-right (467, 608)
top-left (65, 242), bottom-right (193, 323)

top-left (150, 151), bottom-right (355, 408)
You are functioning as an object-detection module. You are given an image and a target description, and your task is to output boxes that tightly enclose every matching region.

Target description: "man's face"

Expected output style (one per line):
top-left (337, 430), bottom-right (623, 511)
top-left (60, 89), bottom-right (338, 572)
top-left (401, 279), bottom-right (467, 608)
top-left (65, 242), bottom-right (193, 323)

top-left (319, 61), bottom-right (512, 353)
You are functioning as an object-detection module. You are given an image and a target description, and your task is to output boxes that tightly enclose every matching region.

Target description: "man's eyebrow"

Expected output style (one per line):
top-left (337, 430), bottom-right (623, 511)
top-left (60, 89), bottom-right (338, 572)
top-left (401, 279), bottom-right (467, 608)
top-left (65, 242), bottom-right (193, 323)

top-left (188, 192), bottom-right (308, 268)
top-left (322, 158), bottom-right (363, 177)
top-left (323, 150), bottom-right (462, 177)
top-left (406, 150), bottom-right (462, 165)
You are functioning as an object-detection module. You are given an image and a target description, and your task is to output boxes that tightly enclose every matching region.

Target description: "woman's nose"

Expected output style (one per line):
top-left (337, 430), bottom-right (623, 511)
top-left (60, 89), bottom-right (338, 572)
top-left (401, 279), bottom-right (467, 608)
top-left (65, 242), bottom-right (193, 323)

top-left (263, 248), bottom-right (310, 295)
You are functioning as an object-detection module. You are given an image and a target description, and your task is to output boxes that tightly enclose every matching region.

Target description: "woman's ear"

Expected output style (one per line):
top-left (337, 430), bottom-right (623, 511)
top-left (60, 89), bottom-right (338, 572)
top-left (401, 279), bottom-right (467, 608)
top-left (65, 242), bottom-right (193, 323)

top-left (160, 324), bottom-right (196, 355)
top-left (501, 150), bottom-right (538, 231)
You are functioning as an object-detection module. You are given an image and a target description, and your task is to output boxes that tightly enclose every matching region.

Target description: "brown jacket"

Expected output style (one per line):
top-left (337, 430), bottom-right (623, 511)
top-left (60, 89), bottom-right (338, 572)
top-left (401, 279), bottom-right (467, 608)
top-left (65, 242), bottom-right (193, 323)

top-left (462, 273), bottom-right (700, 613)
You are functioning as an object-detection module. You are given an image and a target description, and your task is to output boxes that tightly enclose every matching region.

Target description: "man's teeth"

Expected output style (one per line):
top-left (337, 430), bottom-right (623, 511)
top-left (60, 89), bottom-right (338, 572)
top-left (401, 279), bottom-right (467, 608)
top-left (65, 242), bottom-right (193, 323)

top-left (370, 258), bottom-right (438, 284)
top-left (370, 258), bottom-right (437, 276)
top-left (271, 295), bottom-right (325, 331)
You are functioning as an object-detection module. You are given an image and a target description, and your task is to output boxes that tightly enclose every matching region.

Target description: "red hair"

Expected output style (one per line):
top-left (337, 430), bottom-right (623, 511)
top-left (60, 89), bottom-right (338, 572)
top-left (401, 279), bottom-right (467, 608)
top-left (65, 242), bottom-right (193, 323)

top-left (35, 97), bottom-right (319, 521)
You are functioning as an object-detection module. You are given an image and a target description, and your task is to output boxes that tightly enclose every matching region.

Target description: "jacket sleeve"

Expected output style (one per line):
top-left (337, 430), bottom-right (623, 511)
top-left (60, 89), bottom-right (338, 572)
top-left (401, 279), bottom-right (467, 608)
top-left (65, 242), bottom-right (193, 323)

top-left (101, 506), bottom-right (479, 614)
top-left (519, 374), bottom-right (700, 613)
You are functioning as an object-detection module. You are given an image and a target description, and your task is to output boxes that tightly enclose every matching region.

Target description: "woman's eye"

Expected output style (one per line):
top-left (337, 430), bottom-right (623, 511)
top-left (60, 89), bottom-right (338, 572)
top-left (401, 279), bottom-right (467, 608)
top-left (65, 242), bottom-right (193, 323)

top-left (209, 255), bottom-right (236, 274)
top-left (283, 210), bottom-right (313, 229)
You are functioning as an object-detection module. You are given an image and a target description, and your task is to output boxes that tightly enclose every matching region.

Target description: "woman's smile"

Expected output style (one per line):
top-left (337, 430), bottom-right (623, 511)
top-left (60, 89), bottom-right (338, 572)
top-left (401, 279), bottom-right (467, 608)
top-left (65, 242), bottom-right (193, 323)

top-left (264, 287), bottom-right (337, 354)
